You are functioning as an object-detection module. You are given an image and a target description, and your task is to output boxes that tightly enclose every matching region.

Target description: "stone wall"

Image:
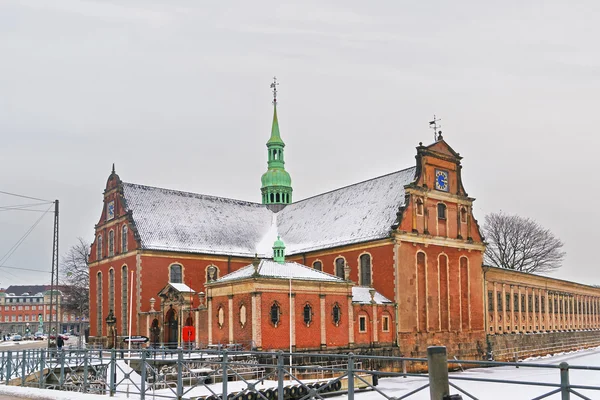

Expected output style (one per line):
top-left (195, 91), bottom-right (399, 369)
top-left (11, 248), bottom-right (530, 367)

top-left (488, 330), bottom-right (600, 361)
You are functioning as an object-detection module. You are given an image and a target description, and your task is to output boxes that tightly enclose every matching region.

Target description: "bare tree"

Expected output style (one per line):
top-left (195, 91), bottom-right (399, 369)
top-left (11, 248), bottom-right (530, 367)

top-left (60, 237), bottom-right (90, 322)
top-left (482, 212), bottom-right (565, 274)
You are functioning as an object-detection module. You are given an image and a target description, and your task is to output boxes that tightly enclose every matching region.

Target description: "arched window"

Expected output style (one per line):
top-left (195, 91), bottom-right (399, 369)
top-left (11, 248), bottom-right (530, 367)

top-left (416, 198), bottom-right (424, 216)
top-left (332, 303), bottom-right (342, 326)
top-left (303, 303), bottom-right (313, 326)
top-left (122, 225), bottom-right (128, 252)
top-left (270, 302), bottom-right (281, 327)
top-left (218, 306), bottom-right (224, 329)
top-left (359, 254), bottom-right (372, 286)
top-left (313, 261), bottom-right (322, 271)
top-left (170, 264), bottom-right (182, 283)
top-left (239, 304), bottom-right (247, 328)
top-left (460, 207), bottom-right (467, 224)
top-left (96, 272), bottom-right (103, 336)
top-left (108, 230), bottom-right (114, 256)
top-left (335, 258), bottom-right (345, 279)
top-left (108, 269), bottom-right (115, 312)
top-left (206, 265), bottom-right (219, 282)
top-left (121, 265), bottom-right (128, 336)
top-left (97, 235), bottom-right (103, 260)
top-left (437, 203), bottom-right (447, 219)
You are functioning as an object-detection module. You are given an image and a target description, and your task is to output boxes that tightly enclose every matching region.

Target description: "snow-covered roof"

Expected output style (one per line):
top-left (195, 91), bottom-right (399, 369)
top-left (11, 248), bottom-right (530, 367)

top-left (214, 260), bottom-right (345, 283)
top-left (352, 287), bottom-right (393, 304)
top-left (122, 166), bottom-right (416, 257)
top-left (168, 283), bottom-right (195, 293)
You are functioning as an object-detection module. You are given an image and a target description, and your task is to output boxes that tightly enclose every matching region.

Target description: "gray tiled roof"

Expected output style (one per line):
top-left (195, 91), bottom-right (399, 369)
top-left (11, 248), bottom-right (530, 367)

top-left (122, 166), bottom-right (416, 257)
top-left (214, 260), bottom-right (344, 283)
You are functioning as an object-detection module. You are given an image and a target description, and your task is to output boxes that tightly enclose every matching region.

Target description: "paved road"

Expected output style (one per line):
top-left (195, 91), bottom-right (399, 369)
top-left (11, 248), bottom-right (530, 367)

top-left (0, 340), bottom-right (47, 351)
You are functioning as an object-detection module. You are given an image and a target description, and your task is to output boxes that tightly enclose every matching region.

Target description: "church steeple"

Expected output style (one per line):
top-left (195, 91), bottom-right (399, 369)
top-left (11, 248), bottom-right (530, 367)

top-left (261, 77), bottom-right (292, 209)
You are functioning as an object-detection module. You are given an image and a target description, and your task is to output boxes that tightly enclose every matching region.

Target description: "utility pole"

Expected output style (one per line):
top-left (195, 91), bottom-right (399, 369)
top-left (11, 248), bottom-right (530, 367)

top-left (48, 200), bottom-right (59, 348)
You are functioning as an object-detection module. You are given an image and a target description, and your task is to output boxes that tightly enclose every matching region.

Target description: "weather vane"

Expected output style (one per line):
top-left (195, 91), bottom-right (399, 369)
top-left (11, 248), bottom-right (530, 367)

top-left (270, 76), bottom-right (279, 105)
top-left (429, 115), bottom-right (442, 141)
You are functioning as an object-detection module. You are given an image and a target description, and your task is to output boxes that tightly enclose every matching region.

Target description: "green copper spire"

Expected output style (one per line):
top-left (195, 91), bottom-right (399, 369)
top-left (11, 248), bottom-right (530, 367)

top-left (273, 236), bottom-right (286, 263)
top-left (261, 77), bottom-right (292, 208)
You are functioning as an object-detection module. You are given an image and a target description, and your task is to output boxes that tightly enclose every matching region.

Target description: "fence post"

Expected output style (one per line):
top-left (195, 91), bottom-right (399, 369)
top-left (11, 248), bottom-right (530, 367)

top-left (6, 352), bottom-right (12, 385)
top-left (177, 348), bottom-right (184, 400)
top-left (277, 351), bottom-right (284, 400)
top-left (347, 353), bottom-right (355, 400)
top-left (0, 352), bottom-right (4, 382)
top-left (402, 359), bottom-right (407, 378)
top-left (427, 346), bottom-right (449, 400)
top-left (222, 350), bottom-right (228, 400)
top-left (83, 350), bottom-right (89, 393)
top-left (109, 349), bottom-right (116, 397)
top-left (21, 350), bottom-right (26, 386)
top-left (39, 349), bottom-right (46, 388)
top-left (140, 349), bottom-right (147, 400)
top-left (560, 362), bottom-right (570, 400)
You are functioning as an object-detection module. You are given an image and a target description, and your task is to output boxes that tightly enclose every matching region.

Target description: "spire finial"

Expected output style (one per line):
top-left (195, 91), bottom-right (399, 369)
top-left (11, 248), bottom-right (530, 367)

top-left (112, 163), bottom-right (115, 174)
top-left (270, 76), bottom-right (279, 105)
top-left (428, 115), bottom-right (442, 142)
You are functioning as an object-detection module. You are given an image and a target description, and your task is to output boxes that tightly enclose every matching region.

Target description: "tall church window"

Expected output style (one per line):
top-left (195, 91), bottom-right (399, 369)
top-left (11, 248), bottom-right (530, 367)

top-left (312, 261), bottom-right (322, 271)
top-left (109, 269), bottom-right (115, 313)
top-left (332, 303), bottom-right (341, 326)
top-left (121, 265), bottom-right (128, 336)
top-left (359, 254), bottom-right (372, 286)
top-left (108, 230), bottom-right (114, 256)
top-left (122, 225), bottom-right (128, 252)
top-left (303, 304), bottom-right (312, 326)
top-left (437, 203), bottom-right (446, 219)
top-left (97, 235), bottom-right (103, 260)
top-left (359, 315), bottom-right (367, 332)
top-left (170, 264), bottom-right (182, 283)
top-left (270, 302), bottom-right (281, 327)
top-left (97, 272), bottom-right (102, 336)
top-left (335, 258), bottom-right (345, 279)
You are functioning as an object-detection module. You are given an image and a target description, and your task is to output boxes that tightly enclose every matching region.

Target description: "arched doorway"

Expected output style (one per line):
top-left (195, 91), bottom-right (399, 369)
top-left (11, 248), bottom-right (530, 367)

top-left (164, 306), bottom-right (178, 348)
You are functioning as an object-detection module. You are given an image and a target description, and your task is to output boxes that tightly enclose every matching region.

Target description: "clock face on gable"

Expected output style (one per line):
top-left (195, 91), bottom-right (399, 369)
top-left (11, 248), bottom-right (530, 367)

top-left (107, 200), bottom-right (115, 220)
top-left (435, 169), bottom-right (449, 192)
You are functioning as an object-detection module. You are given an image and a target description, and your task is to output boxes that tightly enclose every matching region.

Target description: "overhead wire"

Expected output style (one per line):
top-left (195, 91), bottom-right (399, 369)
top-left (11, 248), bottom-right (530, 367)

top-left (0, 264), bottom-right (51, 274)
top-left (0, 190), bottom-right (53, 203)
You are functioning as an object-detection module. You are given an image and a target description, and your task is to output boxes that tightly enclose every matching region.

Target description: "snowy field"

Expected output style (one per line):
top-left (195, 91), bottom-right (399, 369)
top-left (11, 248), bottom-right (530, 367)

top-left (0, 347), bottom-right (599, 400)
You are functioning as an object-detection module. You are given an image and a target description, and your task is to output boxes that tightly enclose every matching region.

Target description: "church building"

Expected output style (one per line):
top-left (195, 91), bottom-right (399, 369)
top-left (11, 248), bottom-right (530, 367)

top-left (88, 81), bottom-right (490, 358)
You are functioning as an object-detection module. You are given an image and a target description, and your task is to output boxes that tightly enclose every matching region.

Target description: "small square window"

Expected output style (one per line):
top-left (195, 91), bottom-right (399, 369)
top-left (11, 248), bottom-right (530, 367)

top-left (359, 315), bottom-right (367, 333)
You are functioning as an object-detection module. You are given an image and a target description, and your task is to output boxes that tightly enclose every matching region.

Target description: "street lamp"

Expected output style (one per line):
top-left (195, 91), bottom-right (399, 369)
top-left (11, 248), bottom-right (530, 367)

top-left (105, 309), bottom-right (117, 349)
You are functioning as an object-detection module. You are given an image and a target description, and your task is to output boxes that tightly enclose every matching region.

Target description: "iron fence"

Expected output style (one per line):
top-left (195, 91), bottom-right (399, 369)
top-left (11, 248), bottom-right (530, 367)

top-left (0, 347), bottom-right (599, 399)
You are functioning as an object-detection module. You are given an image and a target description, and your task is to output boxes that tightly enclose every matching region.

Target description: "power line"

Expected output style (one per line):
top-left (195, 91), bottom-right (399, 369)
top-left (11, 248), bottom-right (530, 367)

top-left (0, 190), bottom-right (53, 203)
top-left (0, 264), bottom-right (52, 274)
top-left (0, 204), bottom-right (53, 266)
top-left (0, 202), bottom-right (56, 213)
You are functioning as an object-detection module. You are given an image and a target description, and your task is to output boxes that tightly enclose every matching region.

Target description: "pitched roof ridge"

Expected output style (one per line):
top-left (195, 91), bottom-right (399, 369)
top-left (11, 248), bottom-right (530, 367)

top-left (122, 182), bottom-right (266, 207)
top-left (289, 165), bottom-right (416, 206)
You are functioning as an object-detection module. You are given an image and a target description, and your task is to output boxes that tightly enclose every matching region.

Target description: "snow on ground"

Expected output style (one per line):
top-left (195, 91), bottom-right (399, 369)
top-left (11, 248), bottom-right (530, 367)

top-left (1, 347), bottom-right (599, 399)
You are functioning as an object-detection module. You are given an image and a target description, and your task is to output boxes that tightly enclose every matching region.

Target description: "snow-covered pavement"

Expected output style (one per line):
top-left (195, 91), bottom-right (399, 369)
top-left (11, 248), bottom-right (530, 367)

top-left (1, 347), bottom-right (599, 400)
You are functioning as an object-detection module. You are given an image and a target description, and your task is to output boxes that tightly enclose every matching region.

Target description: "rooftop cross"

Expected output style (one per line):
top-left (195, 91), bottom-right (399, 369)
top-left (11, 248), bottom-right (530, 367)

top-left (429, 115), bottom-right (442, 142)
top-left (270, 76), bottom-right (279, 105)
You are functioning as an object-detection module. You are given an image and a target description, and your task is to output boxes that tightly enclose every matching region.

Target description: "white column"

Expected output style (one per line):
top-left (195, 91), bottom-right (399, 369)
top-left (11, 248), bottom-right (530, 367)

top-left (372, 304), bottom-right (378, 343)
top-left (207, 297), bottom-right (213, 345)
top-left (290, 293), bottom-right (296, 350)
top-left (347, 295), bottom-right (354, 347)
top-left (320, 295), bottom-right (326, 349)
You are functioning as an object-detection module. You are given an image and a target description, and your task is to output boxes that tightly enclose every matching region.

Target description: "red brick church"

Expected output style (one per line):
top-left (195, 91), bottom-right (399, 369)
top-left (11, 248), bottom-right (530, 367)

top-left (88, 83), bottom-right (487, 357)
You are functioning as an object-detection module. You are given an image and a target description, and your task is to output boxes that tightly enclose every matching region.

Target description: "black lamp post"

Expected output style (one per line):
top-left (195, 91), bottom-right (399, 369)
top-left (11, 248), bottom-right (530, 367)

top-left (105, 309), bottom-right (117, 349)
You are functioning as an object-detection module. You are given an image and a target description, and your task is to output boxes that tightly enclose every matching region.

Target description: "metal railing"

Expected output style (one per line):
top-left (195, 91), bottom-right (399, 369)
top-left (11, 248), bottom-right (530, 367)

top-left (1, 346), bottom-right (599, 399)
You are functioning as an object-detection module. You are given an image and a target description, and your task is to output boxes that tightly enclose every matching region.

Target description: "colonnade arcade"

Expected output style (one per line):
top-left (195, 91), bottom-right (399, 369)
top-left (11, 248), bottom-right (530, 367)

top-left (486, 280), bottom-right (600, 335)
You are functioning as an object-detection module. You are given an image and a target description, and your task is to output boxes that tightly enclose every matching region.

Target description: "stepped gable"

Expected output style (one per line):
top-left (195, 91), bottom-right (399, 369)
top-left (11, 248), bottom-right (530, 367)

top-left (121, 166), bottom-right (416, 257)
top-left (278, 166), bottom-right (417, 254)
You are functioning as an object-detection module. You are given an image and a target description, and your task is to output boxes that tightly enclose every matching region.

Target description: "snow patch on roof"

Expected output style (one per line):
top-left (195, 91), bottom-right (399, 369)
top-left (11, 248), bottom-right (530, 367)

top-left (352, 287), bottom-right (393, 304)
top-left (169, 283), bottom-right (195, 293)
top-left (215, 259), bottom-right (345, 283)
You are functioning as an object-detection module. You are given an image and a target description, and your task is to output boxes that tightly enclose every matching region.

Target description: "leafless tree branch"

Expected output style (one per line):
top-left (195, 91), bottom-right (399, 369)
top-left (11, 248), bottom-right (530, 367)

top-left (59, 237), bottom-right (90, 317)
top-left (482, 212), bottom-right (565, 274)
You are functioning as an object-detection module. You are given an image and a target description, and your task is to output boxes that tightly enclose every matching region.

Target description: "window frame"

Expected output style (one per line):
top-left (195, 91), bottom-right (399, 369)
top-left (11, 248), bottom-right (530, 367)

top-left (382, 314), bottom-right (390, 332)
top-left (122, 225), bottom-right (128, 253)
top-left (169, 263), bottom-right (183, 283)
top-left (332, 303), bottom-right (342, 326)
top-left (303, 303), bottom-right (313, 327)
top-left (97, 235), bottom-right (103, 260)
top-left (358, 315), bottom-right (367, 333)
top-left (334, 257), bottom-right (346, 279)
top-left (312, 261), bottom-right (322, 271)
top-left (108, 230), bottom-right (115, 257)
top-left (359, 253), bottom-right (372, 287)
top-left (270, 302), bottom-right (281, 327)
top-left (437, 203), bottom-right (447, 220)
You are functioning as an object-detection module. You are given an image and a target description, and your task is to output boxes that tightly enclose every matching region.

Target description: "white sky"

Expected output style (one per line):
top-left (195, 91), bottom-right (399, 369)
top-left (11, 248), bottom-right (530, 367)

top-left (1, 0), bottom-right (600, 287)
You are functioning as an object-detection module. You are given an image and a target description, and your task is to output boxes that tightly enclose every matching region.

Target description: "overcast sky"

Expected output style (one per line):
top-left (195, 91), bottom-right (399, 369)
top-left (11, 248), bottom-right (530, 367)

top-left (1, 0), bottom-right (599, 288)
